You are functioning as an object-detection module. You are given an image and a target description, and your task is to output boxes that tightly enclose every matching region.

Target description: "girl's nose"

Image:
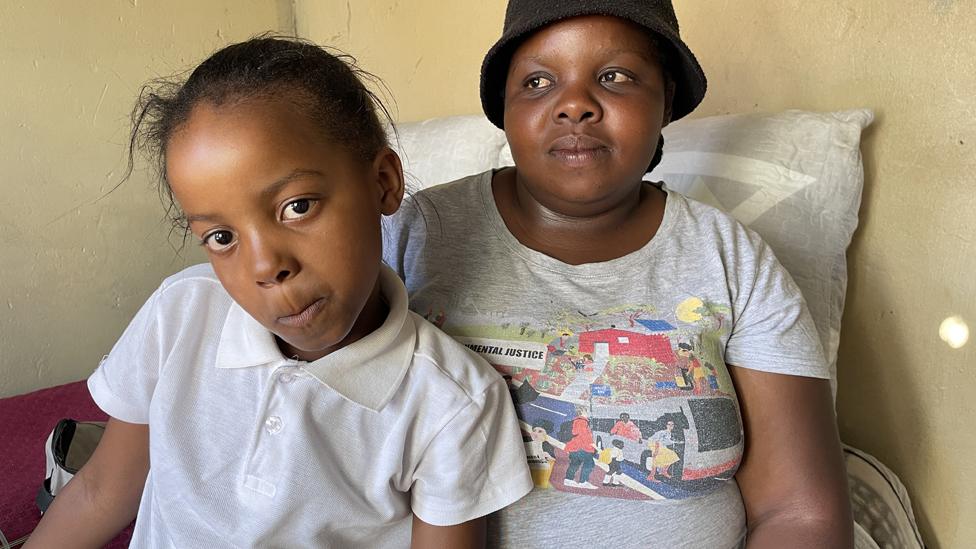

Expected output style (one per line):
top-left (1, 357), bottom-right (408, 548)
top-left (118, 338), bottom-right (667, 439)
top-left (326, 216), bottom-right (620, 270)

top-left (246, 234), bottom-right (299, 287)
top-left (554, 81), bottom-right (602, 124)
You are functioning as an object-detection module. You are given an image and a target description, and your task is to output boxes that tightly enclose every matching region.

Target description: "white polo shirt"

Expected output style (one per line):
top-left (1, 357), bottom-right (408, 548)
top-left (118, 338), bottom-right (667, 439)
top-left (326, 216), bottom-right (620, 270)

top-left (89, 263), bottom-right (532, 548)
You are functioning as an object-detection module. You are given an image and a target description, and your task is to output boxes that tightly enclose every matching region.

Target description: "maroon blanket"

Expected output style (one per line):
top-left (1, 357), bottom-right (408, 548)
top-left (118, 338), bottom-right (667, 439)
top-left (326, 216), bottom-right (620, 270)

top-left (0, 380), bottom-right (131, 547)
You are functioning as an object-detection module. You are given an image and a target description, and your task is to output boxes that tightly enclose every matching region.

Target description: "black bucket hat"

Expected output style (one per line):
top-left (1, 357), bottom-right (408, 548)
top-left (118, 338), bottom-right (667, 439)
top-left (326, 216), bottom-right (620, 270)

top-left (480, 0), bottom-right (707, 129)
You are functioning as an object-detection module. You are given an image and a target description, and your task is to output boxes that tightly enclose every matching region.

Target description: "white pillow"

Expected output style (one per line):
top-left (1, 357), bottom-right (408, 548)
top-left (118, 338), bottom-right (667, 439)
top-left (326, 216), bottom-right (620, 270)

top-left (393, 109), bottom-right (874, 399)
top-left (647, 109), bottom-right (873, 398)
top-left (392, 115), bottom-right (509, 191)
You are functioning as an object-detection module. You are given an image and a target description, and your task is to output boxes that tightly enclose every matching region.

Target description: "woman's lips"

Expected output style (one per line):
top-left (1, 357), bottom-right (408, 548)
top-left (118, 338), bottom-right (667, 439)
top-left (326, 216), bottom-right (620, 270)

top-left (277, 297), bottom-right (326, 328)
top-left (548, 135), bottom-right (610, 167)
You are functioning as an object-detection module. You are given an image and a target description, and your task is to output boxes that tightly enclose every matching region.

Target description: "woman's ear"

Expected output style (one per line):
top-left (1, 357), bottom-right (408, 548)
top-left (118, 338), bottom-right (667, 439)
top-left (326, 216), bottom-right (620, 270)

top-left (662, 78), bottom-right (677, 128)
top-left (372, 147), bottom-right (405, 216)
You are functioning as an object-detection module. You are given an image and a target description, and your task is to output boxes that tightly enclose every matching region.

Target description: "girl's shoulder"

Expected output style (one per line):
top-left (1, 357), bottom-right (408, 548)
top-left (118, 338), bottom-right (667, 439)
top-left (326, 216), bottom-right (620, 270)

top-left (147, 263), bottom-right (232, 314)
top-left (157, 262), bottom-right (223, 293)
top-left (406, 309), bottom-right (505, 397)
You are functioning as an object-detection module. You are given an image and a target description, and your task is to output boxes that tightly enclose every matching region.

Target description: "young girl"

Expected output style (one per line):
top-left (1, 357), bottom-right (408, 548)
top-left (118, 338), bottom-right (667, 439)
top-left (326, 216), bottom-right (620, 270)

top-left (26, 37), bottom-right (531, 548)
top-left (385, 1), bottom-right (853, 547)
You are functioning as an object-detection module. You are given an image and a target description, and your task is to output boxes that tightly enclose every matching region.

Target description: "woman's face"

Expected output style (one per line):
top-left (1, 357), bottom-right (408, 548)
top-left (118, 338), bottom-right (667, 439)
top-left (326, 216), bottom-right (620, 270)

top-left (502, 15), bottom-right (672, 217)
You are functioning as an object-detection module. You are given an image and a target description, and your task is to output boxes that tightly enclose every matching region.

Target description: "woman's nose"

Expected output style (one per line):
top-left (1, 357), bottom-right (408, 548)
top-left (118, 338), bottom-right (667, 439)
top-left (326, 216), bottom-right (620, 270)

top-left (554, 80), bottom-right (602, 124)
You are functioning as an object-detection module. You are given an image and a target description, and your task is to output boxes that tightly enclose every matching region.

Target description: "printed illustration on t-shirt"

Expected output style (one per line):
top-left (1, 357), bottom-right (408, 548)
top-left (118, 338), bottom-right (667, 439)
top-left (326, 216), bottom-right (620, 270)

top-left (429, 296), bottom-right (744, 501)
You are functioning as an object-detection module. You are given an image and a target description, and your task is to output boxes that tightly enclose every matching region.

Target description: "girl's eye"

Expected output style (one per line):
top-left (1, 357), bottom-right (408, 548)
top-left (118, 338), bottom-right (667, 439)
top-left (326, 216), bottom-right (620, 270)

top-left (201, 230), bottom-right (235, 252)
top-left (525, 76), bottom-right (554, 89)
top-left (281, 198), bottom-right (316, 221)
top-left (600, 71), bottom-right (634, 83)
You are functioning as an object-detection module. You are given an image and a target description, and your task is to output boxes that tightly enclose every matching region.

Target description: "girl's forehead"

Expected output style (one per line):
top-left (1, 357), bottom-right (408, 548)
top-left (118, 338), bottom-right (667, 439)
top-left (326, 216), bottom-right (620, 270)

top-left (170, 96), bottom-right (325, 157)
top-left (183, 94), bottom-right (302, 130)
top-left (164, 96), bottom-right (343, 198)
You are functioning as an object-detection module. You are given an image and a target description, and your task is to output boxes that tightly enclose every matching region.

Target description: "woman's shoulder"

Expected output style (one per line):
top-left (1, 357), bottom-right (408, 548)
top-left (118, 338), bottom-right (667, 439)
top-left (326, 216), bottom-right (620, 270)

top-left (664, 186), bottom-right (747, 231)
top-left (404, 170), bottom-right (491, 209)
top-left (388, 170), bottom-right (494, 244)
top-left (661, 185), bottom-right (768, 254)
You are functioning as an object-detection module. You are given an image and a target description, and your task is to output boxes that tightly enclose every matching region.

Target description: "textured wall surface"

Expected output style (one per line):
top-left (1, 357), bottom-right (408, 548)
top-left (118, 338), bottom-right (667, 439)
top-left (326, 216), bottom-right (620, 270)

top-left (4, 1), bottom-right (972, 546)
top-left (0, 1), bottom-right (292, 397)
top-left (675, 4), bottom-right (975, 547)
top-left (299, 1), bottom-right (974, 546)
top-left (295, 0), bottom-right (507, 122)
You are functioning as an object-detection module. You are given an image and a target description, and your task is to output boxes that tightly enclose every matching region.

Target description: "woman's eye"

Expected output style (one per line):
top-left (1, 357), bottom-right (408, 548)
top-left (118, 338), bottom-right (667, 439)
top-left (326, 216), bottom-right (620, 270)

top-left (600, 71), bottom-right (634, 83)
top-left (201, 230), bottom-right (235, 252)
top-left (282, 199), bottom-right (315, 221)
top-left (526, 76), bottom-right (553, 89)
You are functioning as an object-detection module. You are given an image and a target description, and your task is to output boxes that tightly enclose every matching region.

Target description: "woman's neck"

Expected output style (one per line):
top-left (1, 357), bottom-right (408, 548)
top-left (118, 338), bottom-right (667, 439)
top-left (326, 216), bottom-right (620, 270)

top-left (491, 167), bottom-right (667, 265)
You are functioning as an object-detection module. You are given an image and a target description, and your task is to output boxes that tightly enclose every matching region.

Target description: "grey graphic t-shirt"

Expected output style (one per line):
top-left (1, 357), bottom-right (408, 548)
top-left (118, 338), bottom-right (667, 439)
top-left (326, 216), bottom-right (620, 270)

top-left (384, 170), bottom-right (828, 548)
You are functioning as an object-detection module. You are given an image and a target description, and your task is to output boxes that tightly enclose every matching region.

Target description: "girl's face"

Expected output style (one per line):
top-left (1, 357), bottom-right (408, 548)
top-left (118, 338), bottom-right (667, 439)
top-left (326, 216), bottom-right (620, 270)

top-left (166, 96), bottom-right (403, 362)
top-left (502, 15), bottom-right (672, 216)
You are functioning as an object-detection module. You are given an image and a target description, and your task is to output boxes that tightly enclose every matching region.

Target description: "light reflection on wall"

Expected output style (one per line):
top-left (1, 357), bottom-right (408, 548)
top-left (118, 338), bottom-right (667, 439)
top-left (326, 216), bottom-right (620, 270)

top-left (939, 316), bottom-right (970, 349)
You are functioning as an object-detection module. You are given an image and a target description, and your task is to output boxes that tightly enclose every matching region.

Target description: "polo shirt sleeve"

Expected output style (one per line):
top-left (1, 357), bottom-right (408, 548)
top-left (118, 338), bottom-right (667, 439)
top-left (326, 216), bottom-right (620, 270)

top-left (87, 287), bottom-right (165, 424)
top-left (409, 377), bottom-right (532, 526)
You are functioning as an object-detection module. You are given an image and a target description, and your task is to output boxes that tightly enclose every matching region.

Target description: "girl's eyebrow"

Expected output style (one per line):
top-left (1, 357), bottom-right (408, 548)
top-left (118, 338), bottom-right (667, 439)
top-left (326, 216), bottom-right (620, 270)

top-left (260, 169), bottom-right (325, 199)
top-left (185, 169), bottom-right (324, 224)
top-left (185, 212), bottom-right (219, 224)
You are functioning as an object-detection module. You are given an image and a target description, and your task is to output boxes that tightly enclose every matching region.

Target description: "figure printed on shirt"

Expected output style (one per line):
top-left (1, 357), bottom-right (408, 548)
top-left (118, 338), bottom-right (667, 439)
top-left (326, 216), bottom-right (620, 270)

top-left (562, 405), bottom-right (599, 490)
top-left (423, 307), bottom-right (446, 329)
top-left (602, 439), bottom-right (626, 487)
top-left (646, 421), bottom-right (682, 482)
top-left (674, 342), bottom-right (698, 391)
top-left (706, 362), bottom-right (719, 391)
top-left (610, 413), bottom-right (642, 442)
top-left (525, 419), bottom-right (557, 488)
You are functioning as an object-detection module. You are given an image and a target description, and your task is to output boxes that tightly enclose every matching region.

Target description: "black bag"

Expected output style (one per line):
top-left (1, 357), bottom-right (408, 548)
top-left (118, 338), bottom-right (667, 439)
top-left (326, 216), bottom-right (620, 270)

top-left (36, 419), bottom-right (105, 513)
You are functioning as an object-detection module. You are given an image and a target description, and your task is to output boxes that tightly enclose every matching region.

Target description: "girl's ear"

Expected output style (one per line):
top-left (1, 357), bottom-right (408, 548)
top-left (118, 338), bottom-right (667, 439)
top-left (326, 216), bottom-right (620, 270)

top-left (371, 147), bottom-right (405, 215)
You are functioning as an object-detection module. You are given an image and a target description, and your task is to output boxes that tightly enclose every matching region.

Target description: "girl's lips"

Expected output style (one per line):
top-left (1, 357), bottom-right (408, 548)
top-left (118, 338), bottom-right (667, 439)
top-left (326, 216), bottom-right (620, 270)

top-left (277, 297), bottom-right (326, 328)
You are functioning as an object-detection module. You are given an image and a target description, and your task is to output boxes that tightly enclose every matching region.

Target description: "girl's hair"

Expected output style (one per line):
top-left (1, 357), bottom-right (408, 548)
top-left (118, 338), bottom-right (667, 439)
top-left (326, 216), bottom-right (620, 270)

top-left (126, 35), bottom-right (394, 233)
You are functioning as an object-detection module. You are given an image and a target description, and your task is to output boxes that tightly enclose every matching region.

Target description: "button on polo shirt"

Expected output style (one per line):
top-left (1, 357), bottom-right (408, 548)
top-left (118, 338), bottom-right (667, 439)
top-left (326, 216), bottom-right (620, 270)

top-left (89, 264), bottom-right (532, 548)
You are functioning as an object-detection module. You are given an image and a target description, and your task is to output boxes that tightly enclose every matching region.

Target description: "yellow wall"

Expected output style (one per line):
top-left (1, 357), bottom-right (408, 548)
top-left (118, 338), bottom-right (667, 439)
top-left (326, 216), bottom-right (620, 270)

top-left (299, 1), bottom-right (976, 546)
top-left (294, 1), bottom-right (508, 122)
top-left (2, 1), bottom-right (972, 546)
top-left (0, 1), bottom-right (293, 397)
top-left (677, 4), bottom-right (975, 547)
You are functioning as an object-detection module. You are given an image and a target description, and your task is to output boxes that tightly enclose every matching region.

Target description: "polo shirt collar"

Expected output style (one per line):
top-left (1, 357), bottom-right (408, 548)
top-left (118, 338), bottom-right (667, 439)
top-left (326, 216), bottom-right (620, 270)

top-left (214, 265), bottom-right (416, 412)
top-left (214, 304), bottom-right (282, 370)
